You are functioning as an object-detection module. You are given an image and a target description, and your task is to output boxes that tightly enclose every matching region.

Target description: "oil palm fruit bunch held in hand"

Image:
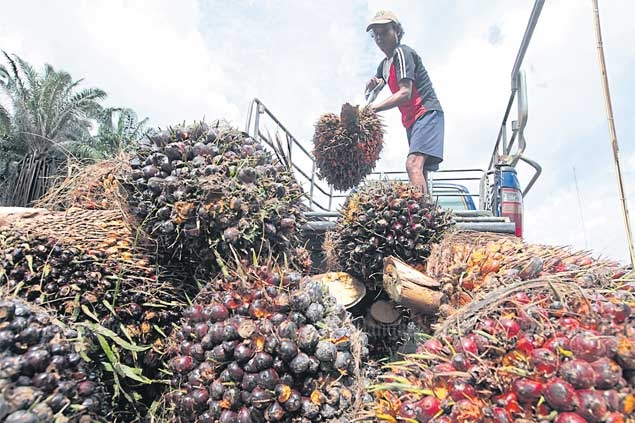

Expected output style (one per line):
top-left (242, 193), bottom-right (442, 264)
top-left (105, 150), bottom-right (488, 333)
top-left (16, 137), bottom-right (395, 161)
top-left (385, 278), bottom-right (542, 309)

top-left (368, 276), bottom-right (635, 422)
top-left (164, 263), bottom-right (368, 423)
top-left (126, 121), bottom-right (305, 271)
top-left (312, 103), bottom-right (384, 191)
top-left (0, 297), bottom-right (109, 423)
top-left (328, 180), bottom-right (454, 289)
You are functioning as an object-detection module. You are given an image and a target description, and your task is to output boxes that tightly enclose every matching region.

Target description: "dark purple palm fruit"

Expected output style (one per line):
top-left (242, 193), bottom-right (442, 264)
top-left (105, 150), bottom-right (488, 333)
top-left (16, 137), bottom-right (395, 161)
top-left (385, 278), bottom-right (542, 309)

top-left (591, 358), bottom-right (622, 389)
top-left (576, 389), bottom-right (609, 422)
top-left (559, 359), bottom-right (597, 389)
top-left (296, 325), bottom-right (320, 353)
top-left (277, 320), bottom-right (299, 341)
top-left (0, 298), bottom-right (108, 422)
top-left (570, 332), bottom-right (606, 362)
top-left (542, 378), bottom-right (579, 411)
top-left (289, 352), bottom-right (311, 375)
top-left (314, 341), bottom-right (338, 364)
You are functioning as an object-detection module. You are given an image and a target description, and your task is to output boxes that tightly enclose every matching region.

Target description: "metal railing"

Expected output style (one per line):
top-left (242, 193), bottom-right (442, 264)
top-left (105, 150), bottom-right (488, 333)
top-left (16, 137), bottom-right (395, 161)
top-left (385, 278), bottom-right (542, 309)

top-left (486, 0), bottom-right (544, 198)
top-left (245, 99), bottom-right (485, 219)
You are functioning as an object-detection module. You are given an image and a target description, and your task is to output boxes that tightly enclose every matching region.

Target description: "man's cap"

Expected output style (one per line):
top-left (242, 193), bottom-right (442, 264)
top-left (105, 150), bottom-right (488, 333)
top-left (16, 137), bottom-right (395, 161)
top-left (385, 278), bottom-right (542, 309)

top-left (366, 10), bottom-right (400, 32)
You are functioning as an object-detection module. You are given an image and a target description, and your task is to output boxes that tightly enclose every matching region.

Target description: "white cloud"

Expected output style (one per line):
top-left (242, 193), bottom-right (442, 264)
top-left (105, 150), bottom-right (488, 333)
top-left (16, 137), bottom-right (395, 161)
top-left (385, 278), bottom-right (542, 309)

top-left (1, 1), bottom-right (634, 264)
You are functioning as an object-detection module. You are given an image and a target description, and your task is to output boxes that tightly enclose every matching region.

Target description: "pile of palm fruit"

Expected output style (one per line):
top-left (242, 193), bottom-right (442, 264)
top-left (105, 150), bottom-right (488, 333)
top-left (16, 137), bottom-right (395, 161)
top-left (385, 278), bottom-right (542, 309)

top-left (312, 104), bottom-right (384, 191)
top-left (125, 121), bottom-right (306, 273)
top-left (162, 263), bottom-right (368, 423)
top-left (364, 271), bottom-right (635, 422)
top-left (5, 111), bottom-right (635, 423)
top-left (426, 231), bottom-right (624, 318)
top-left (326, 180), bottom-right (453, 290)
top-left (0, 208), bottom-right (193, 419)
top-left (0, 297), bottom-right (109, 422)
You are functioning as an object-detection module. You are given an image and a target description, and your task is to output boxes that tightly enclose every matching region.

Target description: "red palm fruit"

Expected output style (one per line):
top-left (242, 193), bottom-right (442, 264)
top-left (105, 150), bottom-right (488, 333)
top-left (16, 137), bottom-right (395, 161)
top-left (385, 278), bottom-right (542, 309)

top-left (478, 318), bottom-right (498, 335)
top-left (499, 317), bottom-right (520, 337)
top-left (432, 363), bottom-right (456, 373)
top-left (516, 333), bottom-right (536, 355)
top-left (419, 338), bottom-right (444, 354)
top-left (491, 407), bottom-right (513, 423)
top-left (449, 379), bottom-right (477, 401)
top-left (513, 292), bottom-right (531, 304)
top-left (560, 317), bottom-right (581, 332)
top-left (530, 348), bottom-right (560, 376)
top-left (570, 332), bottom-right (606, 362)
top-left (413, 396), bottom-right (442, 422)
top-left (603, 412), bottom-right (625, 423)
top-left (172, 355), bottom-right (194, 372)
top-left (184, 305), bottom-right (205, 322)
top-left (576, 389), bottom-right (609, 422)
top-left (493, 392), bottom-right (522, 415)
top-left (512, 378), bottom-right (543, 403)
top-left (604, 302), bottom-right (631, 324)
top-left (591, 358), bottom-right (622, 389)
top-left (206, 303), bottom-right (229, 322)
top-left (559, 359), bottom-right (597, 389)
top-left (455, 337), bottom-right (478, 355)
top-left (544, 336), bottom-right (571, 352)
top-left (543, 378), bottom-right (579, 411)
top-left (555, 412), bottom-right (589, 423)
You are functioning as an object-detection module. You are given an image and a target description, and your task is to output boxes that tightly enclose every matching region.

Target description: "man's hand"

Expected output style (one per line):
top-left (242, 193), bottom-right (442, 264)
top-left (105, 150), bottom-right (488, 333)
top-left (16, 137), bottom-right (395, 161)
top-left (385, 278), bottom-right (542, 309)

top-left (366, 77), bottom-right (381, 92)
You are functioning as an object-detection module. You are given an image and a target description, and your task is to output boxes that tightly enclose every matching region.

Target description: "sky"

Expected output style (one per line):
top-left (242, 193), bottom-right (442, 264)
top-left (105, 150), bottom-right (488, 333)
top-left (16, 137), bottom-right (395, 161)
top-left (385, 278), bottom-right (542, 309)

top-left (1, 0), bottom-right (634, 265)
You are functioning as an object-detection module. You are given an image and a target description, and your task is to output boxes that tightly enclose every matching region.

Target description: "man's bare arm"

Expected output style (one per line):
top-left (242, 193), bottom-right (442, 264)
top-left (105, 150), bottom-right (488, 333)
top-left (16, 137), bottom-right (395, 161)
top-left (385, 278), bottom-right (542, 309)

top-left (370, 79), bottom-right (412, 112)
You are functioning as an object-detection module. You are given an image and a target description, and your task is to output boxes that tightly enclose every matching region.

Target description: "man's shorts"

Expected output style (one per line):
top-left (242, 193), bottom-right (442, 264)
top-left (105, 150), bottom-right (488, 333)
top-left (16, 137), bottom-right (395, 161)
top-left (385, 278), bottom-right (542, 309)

top-left (406, 110), bottom-right (444, 172)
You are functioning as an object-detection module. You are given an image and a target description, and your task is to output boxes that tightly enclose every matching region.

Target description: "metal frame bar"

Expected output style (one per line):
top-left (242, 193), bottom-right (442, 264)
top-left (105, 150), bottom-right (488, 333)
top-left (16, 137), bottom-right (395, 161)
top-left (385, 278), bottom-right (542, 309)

top-left (487, 0), bottom-right (544, 197)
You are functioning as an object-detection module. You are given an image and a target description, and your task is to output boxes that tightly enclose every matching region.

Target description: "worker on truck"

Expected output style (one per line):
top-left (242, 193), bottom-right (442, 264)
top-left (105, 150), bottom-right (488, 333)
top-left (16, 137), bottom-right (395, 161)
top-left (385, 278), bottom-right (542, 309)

top-left (365, 10), bottom-right (444, 195)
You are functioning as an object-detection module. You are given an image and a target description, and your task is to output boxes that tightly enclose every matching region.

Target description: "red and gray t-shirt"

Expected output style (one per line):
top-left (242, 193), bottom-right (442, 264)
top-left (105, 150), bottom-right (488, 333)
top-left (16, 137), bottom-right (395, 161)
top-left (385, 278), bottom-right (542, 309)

top-left (375, 44), bottom-right (443, 129)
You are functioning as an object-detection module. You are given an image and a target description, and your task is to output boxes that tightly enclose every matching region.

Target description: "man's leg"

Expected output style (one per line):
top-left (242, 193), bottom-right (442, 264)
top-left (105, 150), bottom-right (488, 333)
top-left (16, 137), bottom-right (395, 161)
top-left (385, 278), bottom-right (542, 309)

top-left (406, 153), bottom-right (428, 194)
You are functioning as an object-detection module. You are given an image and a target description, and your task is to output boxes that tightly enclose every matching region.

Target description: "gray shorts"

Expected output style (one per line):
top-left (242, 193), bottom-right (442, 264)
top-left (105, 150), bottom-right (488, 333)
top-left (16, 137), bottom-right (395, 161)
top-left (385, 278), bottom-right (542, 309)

top-left (406, 110), bottom-right (444, 171)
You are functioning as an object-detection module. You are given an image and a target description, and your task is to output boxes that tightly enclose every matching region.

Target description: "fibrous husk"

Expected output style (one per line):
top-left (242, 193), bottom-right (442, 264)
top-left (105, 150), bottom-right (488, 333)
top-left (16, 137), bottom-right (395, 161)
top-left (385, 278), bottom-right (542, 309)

top-left (313, 104), bottom-right (384, 191)
top-left (35, 156), bottom-right (131, 214)
top-left (123, 120), bottom-right (307, 275)
top-left (326, 180), bottom-right (454, 290)
top-left (0, 296), bottom-right (110, 422)
top-left (162, 261), bottom-right (369, 423)
top-left (364, 272), bottom-right (635, 422)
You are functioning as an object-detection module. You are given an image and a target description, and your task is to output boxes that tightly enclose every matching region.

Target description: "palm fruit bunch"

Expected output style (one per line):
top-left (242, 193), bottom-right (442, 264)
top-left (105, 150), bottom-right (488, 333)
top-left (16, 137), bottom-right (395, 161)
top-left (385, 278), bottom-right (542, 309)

top-left (125, 121), bottom-right (305, 271)
top-left (366, 274), bottom-right (635, 423)
top-left (0, 208), bottom-right (193, 414)
top-left (327, 180), bottom-right (454, 290)
top-left (312, 103), bottom-right (384, 191)
top-left (0, 297), bottom-right (109, 422)
top-left (426, 231), bottom-right (625, 317)
top-left (163, 263), bottom-right (368, 423)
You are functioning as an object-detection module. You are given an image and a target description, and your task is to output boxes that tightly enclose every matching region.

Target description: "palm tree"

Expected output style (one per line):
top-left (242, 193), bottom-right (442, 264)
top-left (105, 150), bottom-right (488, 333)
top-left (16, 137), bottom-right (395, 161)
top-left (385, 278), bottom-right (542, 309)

top-left (0, 51), bottom-right (106, 158)
top-left (72, 107), bottom-right (148, 159)
top-left (0, 51), bottom-right (107, 205)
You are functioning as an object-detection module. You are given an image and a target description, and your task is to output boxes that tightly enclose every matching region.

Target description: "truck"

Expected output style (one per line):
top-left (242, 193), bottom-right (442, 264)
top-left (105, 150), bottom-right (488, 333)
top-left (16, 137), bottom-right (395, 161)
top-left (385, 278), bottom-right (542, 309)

top-left (244, 0), bottom-right (545, 270)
